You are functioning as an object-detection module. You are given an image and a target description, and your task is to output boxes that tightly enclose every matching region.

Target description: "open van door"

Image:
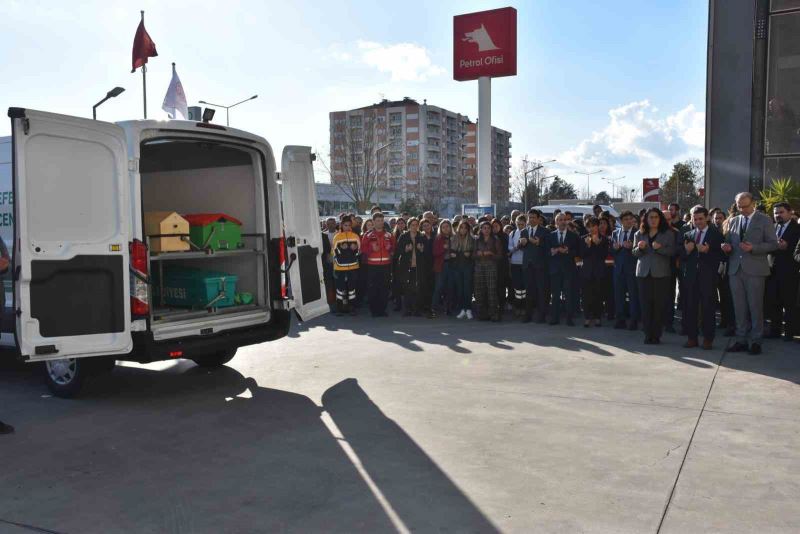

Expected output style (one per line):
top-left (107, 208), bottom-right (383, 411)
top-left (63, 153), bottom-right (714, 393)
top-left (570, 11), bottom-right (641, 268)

top-left (9, 109), bottom-right (132, 361)
top-left (280, 146), bottom-right (328, 321)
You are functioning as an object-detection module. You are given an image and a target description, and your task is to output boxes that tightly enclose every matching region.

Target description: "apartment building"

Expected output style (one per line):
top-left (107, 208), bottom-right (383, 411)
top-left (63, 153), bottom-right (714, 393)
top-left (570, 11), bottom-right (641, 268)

top-left (329, 97), bottom-right (511, 216)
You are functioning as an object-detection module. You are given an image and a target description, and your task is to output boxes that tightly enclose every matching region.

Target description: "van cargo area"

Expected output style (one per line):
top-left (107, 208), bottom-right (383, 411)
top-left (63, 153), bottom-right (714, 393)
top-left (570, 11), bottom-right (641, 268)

top-left (139, 139), bottom-right (270, 337)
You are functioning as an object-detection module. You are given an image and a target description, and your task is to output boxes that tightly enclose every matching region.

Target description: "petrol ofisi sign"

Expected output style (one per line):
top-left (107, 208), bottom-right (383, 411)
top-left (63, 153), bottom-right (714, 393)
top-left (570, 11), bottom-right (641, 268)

top-left (453, 7), bottom-right (517, 81)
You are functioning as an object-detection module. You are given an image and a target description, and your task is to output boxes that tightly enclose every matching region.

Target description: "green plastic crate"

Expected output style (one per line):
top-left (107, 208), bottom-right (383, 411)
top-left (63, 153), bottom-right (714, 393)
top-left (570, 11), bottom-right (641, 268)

top-left (184, 213), bottom-right (243, 251)
top-left (155, 267), bottom-right (238, 309)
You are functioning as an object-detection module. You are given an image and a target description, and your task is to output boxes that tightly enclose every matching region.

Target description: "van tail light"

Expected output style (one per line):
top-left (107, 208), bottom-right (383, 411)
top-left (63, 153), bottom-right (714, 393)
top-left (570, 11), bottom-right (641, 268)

top-left (278, 235), bottom-right (288, 299)
top-left (129, 239), bottom-right (150, 317)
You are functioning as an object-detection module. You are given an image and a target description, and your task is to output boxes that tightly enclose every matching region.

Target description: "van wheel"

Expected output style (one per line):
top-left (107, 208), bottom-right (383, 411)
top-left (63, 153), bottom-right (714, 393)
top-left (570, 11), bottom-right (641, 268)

top-left (43, 358), bottom-right (87, 398)
top-left (191, 349), bottom-right (237, 368)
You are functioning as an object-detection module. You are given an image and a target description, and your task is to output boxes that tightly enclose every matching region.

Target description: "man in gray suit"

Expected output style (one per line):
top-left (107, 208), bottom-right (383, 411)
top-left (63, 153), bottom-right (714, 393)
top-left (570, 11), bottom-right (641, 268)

top-left (722, 192), bottom-right (778, 354)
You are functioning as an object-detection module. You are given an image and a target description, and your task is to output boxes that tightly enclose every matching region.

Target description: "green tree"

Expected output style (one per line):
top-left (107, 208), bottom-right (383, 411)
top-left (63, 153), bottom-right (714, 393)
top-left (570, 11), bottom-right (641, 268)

top-left (542, 177), bottom-right (578, 202)
top-left (661, 160), bottom-right (703, 209)
top-left (594, 190), bottom-right (612, 205)
top-left (398, 197), bottom-right (420, 216)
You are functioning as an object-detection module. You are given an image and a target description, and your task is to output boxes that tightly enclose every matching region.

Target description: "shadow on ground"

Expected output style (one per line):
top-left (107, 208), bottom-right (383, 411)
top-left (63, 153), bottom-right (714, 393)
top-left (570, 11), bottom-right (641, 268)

top-left (290, 312), bottom-right (799, 385)
top-left (0, 361), bottom-right (499, 534)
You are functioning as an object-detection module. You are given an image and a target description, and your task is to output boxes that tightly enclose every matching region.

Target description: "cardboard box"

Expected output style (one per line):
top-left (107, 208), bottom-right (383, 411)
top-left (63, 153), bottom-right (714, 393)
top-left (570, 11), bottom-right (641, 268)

top-left (144, 211), bottom-right (190, 253)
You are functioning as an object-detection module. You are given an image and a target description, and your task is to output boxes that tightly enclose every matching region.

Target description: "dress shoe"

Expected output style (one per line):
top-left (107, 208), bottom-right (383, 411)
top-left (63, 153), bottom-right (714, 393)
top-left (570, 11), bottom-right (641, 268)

top-left (628, 321), bottom-right (638, 331)
top-left (0, 421), bottom-right (14, 435)
top-left (652, 338), bottom-right (661, 345)
top-left (522, 316), bottom-right (532, 324)
top-left (765, 330), bottom-right (781, 339)
top-left (702, 339), bottom-right (713, 350)
top-left (548, 320), bottom-right (558, 326)
top-left (644, 337), bottom-right (653, 345)
top-left (683, 339), bottom-right (698, 349)
top-left (727, 341), bottom-right (748, 352)
top-left (784, 334), bottom-right (795, 342)
top-left (614, 321), bottom-right (626, 329)
top-left (748, 343), bottom-right (762, 355)
top-left (566, 319), bottom-right (575, 326)
top-left (665, 325), bottom-right (676, 334)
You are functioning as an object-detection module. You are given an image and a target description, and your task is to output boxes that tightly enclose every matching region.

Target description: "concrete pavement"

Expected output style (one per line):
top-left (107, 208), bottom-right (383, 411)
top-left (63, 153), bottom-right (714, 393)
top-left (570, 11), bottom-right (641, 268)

top-left (0, 315), bottom-right (798, 533)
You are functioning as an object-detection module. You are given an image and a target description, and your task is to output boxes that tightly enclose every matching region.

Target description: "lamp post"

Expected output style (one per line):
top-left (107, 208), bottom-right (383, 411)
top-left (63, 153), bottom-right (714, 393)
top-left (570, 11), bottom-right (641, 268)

top-left (198, 94), bottom-right (258, 126)
top-left (93, 87), bottom-right (125, 120)
top-left (602, 176), bottom-right (626, 200)
top-left (574, 169), bottom-right (603, 201)
top-left (523, 158), bottom-right (556, 209)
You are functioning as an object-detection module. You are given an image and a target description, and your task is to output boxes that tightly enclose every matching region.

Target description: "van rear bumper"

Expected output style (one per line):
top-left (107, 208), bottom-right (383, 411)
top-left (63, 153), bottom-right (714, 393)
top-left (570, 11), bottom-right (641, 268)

top-left (126, 310), bottom-right (291, 363)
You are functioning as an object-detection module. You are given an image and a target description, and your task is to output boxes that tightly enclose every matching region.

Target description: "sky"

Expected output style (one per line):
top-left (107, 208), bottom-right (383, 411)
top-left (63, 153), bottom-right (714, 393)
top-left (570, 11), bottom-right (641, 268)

top-left (0, 0), bottom-right (709, 198)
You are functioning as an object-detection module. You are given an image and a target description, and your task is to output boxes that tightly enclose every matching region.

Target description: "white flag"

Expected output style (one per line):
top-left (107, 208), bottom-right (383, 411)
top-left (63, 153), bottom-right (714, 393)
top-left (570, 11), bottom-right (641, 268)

top-left (162, 63), bottom-right (188, 120)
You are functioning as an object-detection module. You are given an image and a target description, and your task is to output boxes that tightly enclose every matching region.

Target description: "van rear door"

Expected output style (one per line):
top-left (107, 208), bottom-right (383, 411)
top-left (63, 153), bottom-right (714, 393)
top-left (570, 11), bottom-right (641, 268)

top-left (280, 146), bottom-right (328, 321)
top-left (9, 109), bottom-right (132, 361)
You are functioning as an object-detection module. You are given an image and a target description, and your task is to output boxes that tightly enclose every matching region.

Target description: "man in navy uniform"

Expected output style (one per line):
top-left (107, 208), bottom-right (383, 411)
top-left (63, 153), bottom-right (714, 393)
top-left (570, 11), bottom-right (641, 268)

top-left (546, 213), bottom-right (578, 326)
top-left (680, 207), bottom-right (724, 349)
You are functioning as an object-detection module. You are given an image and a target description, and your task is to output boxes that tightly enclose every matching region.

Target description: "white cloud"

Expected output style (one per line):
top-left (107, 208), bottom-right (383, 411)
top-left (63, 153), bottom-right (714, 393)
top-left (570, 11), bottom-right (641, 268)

top-left (561, 100), bottom-right (705, 168)
top-left (327, 40), bottom-right (445, 82)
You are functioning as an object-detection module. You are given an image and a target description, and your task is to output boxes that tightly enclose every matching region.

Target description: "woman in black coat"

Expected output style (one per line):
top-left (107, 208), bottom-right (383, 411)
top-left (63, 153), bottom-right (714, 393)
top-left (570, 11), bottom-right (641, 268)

top-left (395, 218), bottom-right (430, 316)
top-left (579, 217), bottom-right (609, 327)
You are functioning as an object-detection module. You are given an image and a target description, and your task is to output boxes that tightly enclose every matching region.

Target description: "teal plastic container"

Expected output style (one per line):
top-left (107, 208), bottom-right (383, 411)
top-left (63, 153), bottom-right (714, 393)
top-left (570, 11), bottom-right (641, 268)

top-left (156, 267), bottom-right (238, 309)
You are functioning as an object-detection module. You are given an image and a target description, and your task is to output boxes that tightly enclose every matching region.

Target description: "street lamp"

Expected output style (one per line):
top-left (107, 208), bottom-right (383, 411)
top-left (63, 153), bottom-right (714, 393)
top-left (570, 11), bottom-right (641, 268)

top-left (198, 94), bottom-right (258, 126)
top-left (523, 159), bottom-right (556, 209)
top-left (93, 87), bottom-right (125, 120)
top-left (601, 176), bottom-right (626, 200)
top-left (574, 169), bottom-right (603, 201)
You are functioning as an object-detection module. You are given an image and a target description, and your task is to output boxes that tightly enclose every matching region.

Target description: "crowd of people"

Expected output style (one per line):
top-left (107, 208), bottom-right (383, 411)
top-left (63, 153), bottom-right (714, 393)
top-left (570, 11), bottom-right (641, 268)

top-left (321, 192), bottom-right (800, 354)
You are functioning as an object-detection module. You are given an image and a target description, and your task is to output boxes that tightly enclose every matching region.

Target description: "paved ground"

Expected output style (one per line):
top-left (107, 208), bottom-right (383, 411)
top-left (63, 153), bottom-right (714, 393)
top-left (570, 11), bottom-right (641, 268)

top-left (1, 314), bottom-right (798, 534)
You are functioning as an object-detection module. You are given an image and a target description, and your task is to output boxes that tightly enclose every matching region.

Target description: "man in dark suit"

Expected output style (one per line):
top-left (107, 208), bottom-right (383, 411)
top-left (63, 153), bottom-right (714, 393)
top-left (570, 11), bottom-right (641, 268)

top-left (680, 207), bottom-right (724, 349)
top-left (546, 213), bottom-right (578, 326)
top-left (611, 211), bottom-right (639, 330)
top-left (522, 209), bottom-right (550, 323)
top-left (766, 202), bottom-right (799, 341)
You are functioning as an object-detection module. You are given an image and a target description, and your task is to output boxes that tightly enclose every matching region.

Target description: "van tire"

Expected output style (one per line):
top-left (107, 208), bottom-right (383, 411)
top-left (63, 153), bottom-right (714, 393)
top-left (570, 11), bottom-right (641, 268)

top-left (191, 349), bottom-right (237, 368)
top-left (43, 358), bottom-right (87, 398)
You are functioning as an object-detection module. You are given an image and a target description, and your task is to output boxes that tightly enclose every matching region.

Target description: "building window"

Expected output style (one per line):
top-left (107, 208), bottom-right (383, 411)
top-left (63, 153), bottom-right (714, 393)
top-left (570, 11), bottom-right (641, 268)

top-left (765, 155), bottom-right (800, 182)
top-left (389, 126), bottom-right (402, 137)
top-left (771, 0), bottom-right (800, 12)
top-left (389, 112), bottom-right (402, 124)
top-left (765, 10), bottom-right (800, 155)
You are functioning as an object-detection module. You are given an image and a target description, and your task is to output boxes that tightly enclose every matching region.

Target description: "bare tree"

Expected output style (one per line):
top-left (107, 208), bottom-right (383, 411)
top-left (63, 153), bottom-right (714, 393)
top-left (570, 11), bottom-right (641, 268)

top-left (620, 187), bottom-right (641, 203)
top-left (318, 111), bottom-right (388, 213)
top-left (510, 155), bottom-right (552, 209)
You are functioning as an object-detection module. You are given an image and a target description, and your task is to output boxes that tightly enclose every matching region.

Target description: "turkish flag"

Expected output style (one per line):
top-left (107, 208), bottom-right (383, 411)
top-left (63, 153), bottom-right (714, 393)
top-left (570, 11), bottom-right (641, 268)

top-left (131, 19), bottom-right (158, 73)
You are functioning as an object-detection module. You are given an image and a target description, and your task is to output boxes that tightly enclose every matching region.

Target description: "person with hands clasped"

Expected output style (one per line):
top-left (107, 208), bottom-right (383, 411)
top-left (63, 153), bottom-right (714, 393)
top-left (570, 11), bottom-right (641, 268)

top-left (474, 221), bottom-right (503, 321)
top-left (633, 208), bottom-right (676, 345)
top-left (766, 202), bottom-right (799, 341)
top-left (452, 220), bottom-right (476, 319)
top-left (546, 213), bottom-right (579, 326)
top-left (579, 217), bottom-right (610, 327)
top-left (611, 211), bottom-right (640, 330)
top-left (680, 207), bottom-right (724, 349)
top-left (395, 218), bottom-right (430, 317)
top-left (522, 209), bottom-right (550, 324)
top-left (508, 214), bottom-right (529, 317)
top-left (331, 216), bottom-right (361, 316)
top-left (721, 192), bottom-right (778, 355)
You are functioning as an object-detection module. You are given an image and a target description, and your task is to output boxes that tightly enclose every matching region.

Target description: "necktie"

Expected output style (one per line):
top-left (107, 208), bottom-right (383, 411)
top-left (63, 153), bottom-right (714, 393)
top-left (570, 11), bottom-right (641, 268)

top-left (624, 230), bottom-right (629, 243)
top-left (777, 222), bottom-right (785, 239)
top-left (695, 230), bottom-right (702, 244)
top-left (559, 232), bottom-right (563, 246)
top-left (740, 217), bottom-right (748, 240)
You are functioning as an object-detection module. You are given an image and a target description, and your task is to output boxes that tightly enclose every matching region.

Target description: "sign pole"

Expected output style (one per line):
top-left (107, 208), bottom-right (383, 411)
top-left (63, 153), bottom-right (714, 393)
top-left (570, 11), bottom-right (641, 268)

top-left (478, 76), bottom-right (492, 207)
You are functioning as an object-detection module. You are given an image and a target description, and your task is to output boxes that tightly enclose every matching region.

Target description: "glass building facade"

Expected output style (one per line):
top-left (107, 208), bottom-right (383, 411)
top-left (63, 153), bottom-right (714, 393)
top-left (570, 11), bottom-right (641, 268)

top-left (706, 0), bottom-right (800, 208)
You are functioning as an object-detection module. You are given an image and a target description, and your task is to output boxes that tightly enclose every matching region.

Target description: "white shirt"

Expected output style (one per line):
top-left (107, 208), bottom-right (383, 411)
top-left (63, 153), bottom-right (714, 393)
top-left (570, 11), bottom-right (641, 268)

top-left (508, 228), bottom-right (525, 265)
top-left (776, 221), bottom-right (787, 239)
top-left (696, 227), bottom-right (707, 244)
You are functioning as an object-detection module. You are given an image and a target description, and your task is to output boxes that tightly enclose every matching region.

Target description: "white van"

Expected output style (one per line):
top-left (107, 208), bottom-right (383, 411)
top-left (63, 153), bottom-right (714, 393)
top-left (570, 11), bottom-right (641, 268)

top-left (1, 108), bottom-right (328, 397)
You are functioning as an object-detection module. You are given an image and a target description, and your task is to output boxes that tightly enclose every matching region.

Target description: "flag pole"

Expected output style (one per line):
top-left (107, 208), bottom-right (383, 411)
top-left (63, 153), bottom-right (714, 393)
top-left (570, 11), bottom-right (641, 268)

top-left (141, 10), bottom-right (147, 119)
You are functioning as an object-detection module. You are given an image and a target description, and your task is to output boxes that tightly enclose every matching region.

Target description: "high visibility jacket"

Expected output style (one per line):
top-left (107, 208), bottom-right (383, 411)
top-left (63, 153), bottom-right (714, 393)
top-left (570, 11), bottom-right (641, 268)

top-left (332, 231), bottom-right (360, 271)
top-left (361, 230), bottom-right (396, 266)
